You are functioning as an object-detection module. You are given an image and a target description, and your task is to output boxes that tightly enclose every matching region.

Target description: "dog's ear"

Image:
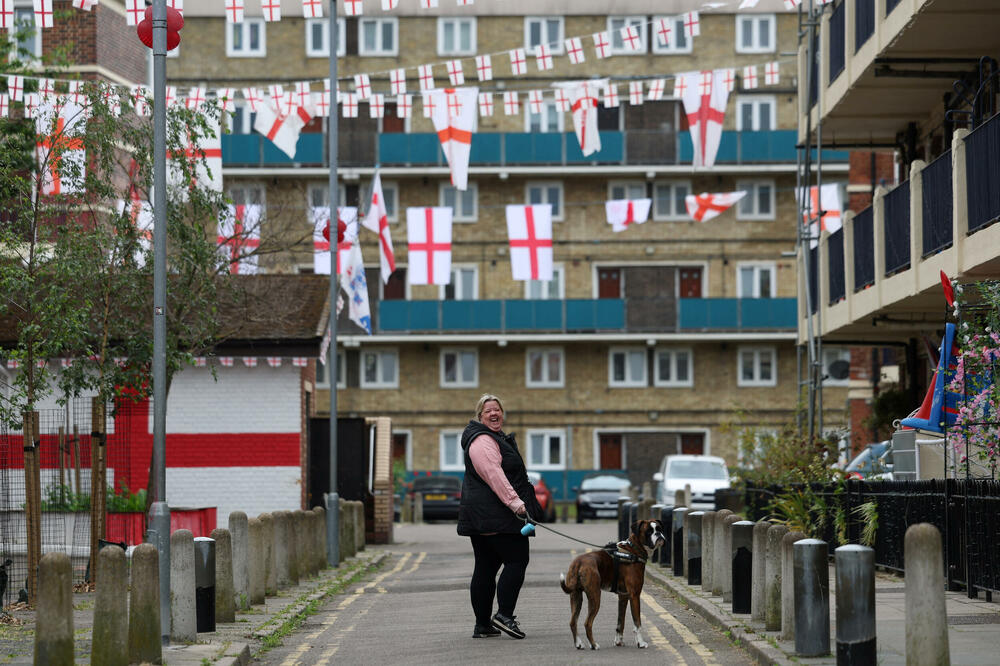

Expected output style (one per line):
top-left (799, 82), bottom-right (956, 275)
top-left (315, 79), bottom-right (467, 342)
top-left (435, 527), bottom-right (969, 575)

top-left (630, 521), bottom-right (639, 536)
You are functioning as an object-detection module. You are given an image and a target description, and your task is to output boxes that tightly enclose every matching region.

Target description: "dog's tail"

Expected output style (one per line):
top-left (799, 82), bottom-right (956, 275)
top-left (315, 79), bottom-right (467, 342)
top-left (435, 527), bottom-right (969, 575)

top-left (559, 572), bottom-right (572, 594)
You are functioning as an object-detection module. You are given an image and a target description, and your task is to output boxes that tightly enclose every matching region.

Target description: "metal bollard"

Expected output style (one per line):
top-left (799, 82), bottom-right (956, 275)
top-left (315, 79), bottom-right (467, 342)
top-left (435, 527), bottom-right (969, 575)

top-left (193, 537), bottom-right (216, 633)
top-left (671, 507), bottom-right (688, 577)
top-left (731, 521), bottom-right (754, 614)
top-left (701, 510), bottom-right (716, 593)
top-left (617, 498), bottom-right (631, 542)
top-left (835, 544), bottom-right (876, 665)
top-left (650, 503), bottom-right (664, 523)
top-left (687, 511), bottom-right (704, 586)
top-left (794, 538), bottom-right (830, 657)
top-left (658, 505), bottom-right (673, 567)
top-left (628, 501), bottom-right (640, 533)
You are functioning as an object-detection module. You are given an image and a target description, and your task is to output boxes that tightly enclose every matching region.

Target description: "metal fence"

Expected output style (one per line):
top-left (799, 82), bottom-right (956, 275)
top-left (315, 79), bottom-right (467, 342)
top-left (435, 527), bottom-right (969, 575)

top-left (853, 207), bottom-right (875, 291)
top-left (884, 180), bottom-right (911, 276)
top-left (921, 149), bottom-right (953, 256)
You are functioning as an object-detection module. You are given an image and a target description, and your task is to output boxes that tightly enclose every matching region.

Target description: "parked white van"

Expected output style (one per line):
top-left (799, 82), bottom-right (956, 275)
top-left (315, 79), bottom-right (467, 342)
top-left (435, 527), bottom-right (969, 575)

top-left (653, 454), bottom-right (731, 509)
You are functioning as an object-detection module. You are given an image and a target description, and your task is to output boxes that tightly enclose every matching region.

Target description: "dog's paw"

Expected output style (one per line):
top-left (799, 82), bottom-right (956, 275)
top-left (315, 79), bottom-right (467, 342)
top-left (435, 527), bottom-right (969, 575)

top-left (613, 633), bottom-right (624, 647)
top-left (637, 639), bottom-right (649, 649)
top-left (575, 636), bottom-right (586, 650)
top-left (591, 642), bottom-right (600, 650)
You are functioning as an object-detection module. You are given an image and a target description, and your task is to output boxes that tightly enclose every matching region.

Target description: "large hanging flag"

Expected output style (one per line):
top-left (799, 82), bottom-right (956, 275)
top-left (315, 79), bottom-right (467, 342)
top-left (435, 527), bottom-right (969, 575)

top-left (406, 207), bottom-right (453, 285)
top-left (676, 69), bottom-right (731, 168)
top-left (361, 172), bottom-right (396, 284)
top-left (35, 100), bottom-right (87, 196)
top-left (505, 204), bottom-right (553, 281)
top-left (685, 191), bottom-right (747, 222)
top-left (118, 198), bottom-right (154, 266)
top-left (606, 198), bottom-right (652, 232)
top-left (429, 87), bottom-right (478, 191)
top-left (341, 241), bottom-right (373, 335)
top-left (167, 114), bottom-right (223, 194)
top-left (312, 206), bottom-right (358, 275)
top-left (558, 80), bottom-right (602, 157)
top-left (217, 204), bottom-right (263, 274)
top-left (798, 184), bottom-right (843, 248)
top-left (253, 93), bottom-right (314, 159)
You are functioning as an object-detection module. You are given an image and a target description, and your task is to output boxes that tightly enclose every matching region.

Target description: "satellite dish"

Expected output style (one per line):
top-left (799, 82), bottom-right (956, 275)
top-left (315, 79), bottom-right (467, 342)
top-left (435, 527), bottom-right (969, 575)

top-left (828, 359), bottom-right (850, 380)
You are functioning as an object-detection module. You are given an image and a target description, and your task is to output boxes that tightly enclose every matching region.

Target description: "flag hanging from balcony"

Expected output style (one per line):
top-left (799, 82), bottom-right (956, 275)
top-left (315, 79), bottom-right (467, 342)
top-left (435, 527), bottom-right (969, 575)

top-left (217, 204), bottom-right (262, 274)
top-left (35, 100), bottom-right (87, 196)
top-left (505, 204), bottom-right (553, 281)
top-left (361, 172), bottom-right (396, 284)
top-left (556, 80), bottom-right (602, 157)
top-left (606, 198), bottom-right (652, 232)
top-left (117, 198), bottom-right (154, 266)
top-left (312, 206), bottom-right (358, 275)
top-left (167, 114), bottom-right (223, 194)
top-left (253, 93), bottom-right (314, 159)
top-left (406, 207), bottom-right (453, 286)
top-left (676, 69), bottom-right (731, 168)
top-left (685, 191), bottom-right (747, 222)
top-left (798, 184), bottom-right (842, 248)
top-left (429, 86), bottom-right (478, 191)
top-left (341, 240), bottom-right (373, 335)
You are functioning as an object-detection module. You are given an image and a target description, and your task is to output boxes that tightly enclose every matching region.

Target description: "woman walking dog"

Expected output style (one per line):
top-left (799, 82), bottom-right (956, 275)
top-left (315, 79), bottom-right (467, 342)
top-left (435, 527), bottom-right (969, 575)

top-left (457, 393), bottom-right (544, 639)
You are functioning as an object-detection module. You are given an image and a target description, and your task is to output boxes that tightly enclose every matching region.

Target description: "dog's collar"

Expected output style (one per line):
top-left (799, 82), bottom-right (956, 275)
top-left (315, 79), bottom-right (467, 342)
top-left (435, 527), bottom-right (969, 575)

top-left (608, 540), bottom-right (647, 564)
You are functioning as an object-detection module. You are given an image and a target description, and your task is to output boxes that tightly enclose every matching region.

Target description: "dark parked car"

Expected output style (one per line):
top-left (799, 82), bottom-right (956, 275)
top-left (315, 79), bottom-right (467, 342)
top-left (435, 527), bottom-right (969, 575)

top-left (412, 475), bottom-right (462, 521)
top-left (527, 471), bottom-right (556, 523)
top-left (574, 472), bottom-right (631, 523)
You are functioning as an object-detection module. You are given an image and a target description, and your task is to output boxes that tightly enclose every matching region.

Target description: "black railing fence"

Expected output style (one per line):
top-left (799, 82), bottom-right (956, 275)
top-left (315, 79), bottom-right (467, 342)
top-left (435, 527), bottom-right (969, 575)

top-left (853, 207), bottom-right (875, 291)
top-left (922, 150), bottom-right (954, 256)
top-left (828, 227), bottom-right (845, 304)
top-left (884, 180), bottom-right (911, 276)
top-left (808, 246), bottom-right (819, 314)
top-left (829, 1), bottom-right (845, 83)
top-left (744, 479), bottom-right (1000, 599)
top-left (965, 111), bottom-right (1000, 233)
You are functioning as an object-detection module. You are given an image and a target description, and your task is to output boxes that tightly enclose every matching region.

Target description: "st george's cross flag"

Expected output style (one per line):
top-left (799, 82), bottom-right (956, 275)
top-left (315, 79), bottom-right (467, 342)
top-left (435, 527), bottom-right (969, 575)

top-left (685, 191), bottom-right (747, 222)
top-left (429, 87), bottom-right (478, 191)
top-left (676, 69), bottom-right (731, 168)
top-left (361, 172), bottom-right (396, 284)
top-left (117, 198), bottom-right (154, 266)
top-left (798, 183), bottom-right (843, 248)
top-left (341, 241), bottom-right (373, 335)
top-left (505, 204), bottom-right (553, 281)
top-left (406, 207), bottom-right (453, 285)
top-left (606, 198), bottom-right (652, 232)
top-left (35, 100), bottom-right (87, 195)
top-left (312, 206), bottom-right (358, 275)
top-left (253, 93), bottom-right (314, 159)
top-left (217, 204), bottom-right (263, 274)
top-left (167, 114), bottom-right (223, 194)
top-left (558, 81), bottom-right (603, 157)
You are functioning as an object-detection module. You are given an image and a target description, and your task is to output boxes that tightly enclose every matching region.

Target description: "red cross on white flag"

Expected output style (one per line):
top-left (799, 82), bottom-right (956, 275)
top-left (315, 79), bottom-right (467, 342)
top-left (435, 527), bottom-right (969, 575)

top-left (216, 88), bottom-right (236, 112)
top-left (253, 93), bottom-right (315, 159)
top-left (656, 18), bottom-right (672, 47)
top-left (554, 88), bottom-right (569, 112)
top-left (742, 65), bottom-right (759, 89)
top-left (603, 83), bottom-right (619, 108)
top-left (38, 78), bottom-right (54, 100)
top-left (185, 87), bottom-right (206, 110)
top-left (218, 357), bottom-right (234, 368)
top-left (647, 79), bottom-right (666, 101)
top-left (225, 0), bottom-right (244, 23)
top-left (565, 37), bottom-right (585, 65)
top-left (563, 81), bottom-right (601, 156)
top-left (421, 92), bottom-right (435, 118)
top-left (446, 60), bottom-right (465, 86)
top-left (418, 64), bottom-right (435, 91)
top-left (396, 94), bottom-right (411, 118)
top-left (7, 75), bottom-right (23, 102)
top-left (342, 92), bottom-right (358, 117)
top-left (685, 191), bottom-right (747, 222)
top-left (535, 44), bottom-right (554, 71)
top-left (361, 172), bottom-right (396, 284)
top-left (390, 68), bottom-right (407, 95)
top-left (312, 206), bottom-right (358, 275)
top-left (294, 81), bottom-right (312, 108)
top-left (217, 204), bottom-right (263, 274)
top-left (242, 357), bottom-right (258, 368)
top-left (528, 89), bottom-right (544, 114)
top-left (475, 55), bottom-right (493, 81)
top-left (0, 94), bottom-right (8, 118)
top-left (342, 0), bottom-right (362, 15)
top-left (266, 357), bottom-right (282, 368)
top-left (34, 0), bottom-right (54, 28)
top-left (124, 0), bottom-right (143, 24)
top-left (509, 48), bottom-right (527, 76)
top-left (592, 31), bottom-right (610, 59)
top-left (381, 0), bottom-right (399, 8)
top-left (72, 0), bottom-right (99, 10)
top-left (684, 11), bottom-right (701, 38)
top-left (765, 61), bottom-right (780, 85)
top-left (420, 0), bottom-right (438, 8)
top-left (242, 87), bottom-right (263, 111)
top-left (354, 74), bottom-right (371, 99)
top-left (303, 0), bottom-right (323, 18)
top-left (606, 198), bottom-right (652, 232)
top-left (478, 92), bottom-right (494, 116)
top-left (261, 0), bottom-right (281, 21)
top-left (292, 357), bottom-right (308, 367)
top-left (506, 204), bottom-right (553, 281)
top-left (723, 68), bottom-right (736, 92)
top-left (35, 100), bottom-right (86, 195)
top-left (406, 207), bottom-right (453, 285)
top-left (784, 0), bottom-right (802, 9)
top-left (0, 1), bottom-right (12, 27)
top-left (503, 91), bottom-right (519, 116)
top-left (628, 81), bottom-right (644, 106)
top-left (166, 117), bottom-right (223, 193)
top-left (313, 89), bottom-right (329, 117)
top-left (369, 93), bottom-right (385, 118)
top-left (620, 25), bottom-right (641, 52)
top-left (23, 93), bottom-right (40, 119)
top-left (430, 86), bottom-right (478, 191)
top-left (677, 69), bottom-right (731, 168)
top-left (168, 0), bottom-right (183, 13)
top-left (68, 81), bottom-right (84, 105)
top-left (799, 184), bottom-right (843, 247)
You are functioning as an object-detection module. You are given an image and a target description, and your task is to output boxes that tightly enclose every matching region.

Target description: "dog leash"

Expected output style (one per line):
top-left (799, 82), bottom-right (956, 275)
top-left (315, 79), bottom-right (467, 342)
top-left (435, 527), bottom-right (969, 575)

top-left (521, 514), bottom-right (610, 551)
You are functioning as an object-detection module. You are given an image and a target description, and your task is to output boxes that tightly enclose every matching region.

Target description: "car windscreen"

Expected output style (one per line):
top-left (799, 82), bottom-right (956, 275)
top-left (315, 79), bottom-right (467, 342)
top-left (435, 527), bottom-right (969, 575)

top-left (580, 476), bottom-right (630, 491)
top-left (413, 477), bottom-right (461, 490)
top-left (666, 460), bottom-right (728, 480)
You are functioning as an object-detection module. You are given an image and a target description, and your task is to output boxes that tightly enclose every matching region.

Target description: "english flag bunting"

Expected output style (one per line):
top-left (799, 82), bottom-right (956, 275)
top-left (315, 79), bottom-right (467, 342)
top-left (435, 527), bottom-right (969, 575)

top-left (430, 87), bottom-right (478, 191)
top-left (505, 204), bottom-right (553, 281)
top-left (676, 69), bottom-right (731, 168)
top-left (312, 206), bottom-right (358, 275)
top-left (606, 198), bottom-right (652, 232)
top-left (558, 81), bottom-right (602, 156)
top-left (217, 204), bottom-right (262, 274)
top-left (35, 101), bottom-right (87, 196)
top-left (406, 207), bottom-right (453, 286)
top-left (341, 241), bottom-right (373, 335)
top-left (799, 184), bottom-right (843, 247)
top-left (685, 191), bottom-right (747, 222)
top-left (253, 94), bottom-right (314, 159)
top-left (361, 172), bottom-right (396, 284)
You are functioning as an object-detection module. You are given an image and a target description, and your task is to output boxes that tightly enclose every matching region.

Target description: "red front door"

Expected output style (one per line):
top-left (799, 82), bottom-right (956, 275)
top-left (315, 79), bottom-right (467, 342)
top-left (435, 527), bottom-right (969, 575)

top-left (599, 434), bottom-right (623, 469)
top-left (680, 433), bottom-right (705, 455)
top-left (598, 269), bottom-right (622, 298)
top-left (679, 267), bottom-right (702, 298)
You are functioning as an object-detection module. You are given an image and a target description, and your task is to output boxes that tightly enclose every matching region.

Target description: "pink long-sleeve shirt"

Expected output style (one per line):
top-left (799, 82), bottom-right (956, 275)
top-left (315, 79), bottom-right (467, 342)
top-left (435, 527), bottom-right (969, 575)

top-left (468, 433), bottom-right (526, 515)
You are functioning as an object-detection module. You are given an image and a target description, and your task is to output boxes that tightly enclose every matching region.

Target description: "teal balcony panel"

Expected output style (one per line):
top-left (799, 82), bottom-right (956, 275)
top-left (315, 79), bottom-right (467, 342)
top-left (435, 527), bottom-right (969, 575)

top-left (378, 300), bottom-right (439, 331)
top-left (679, 298), bottom-right (797, 330)
top-left (223, 133), bottom-right (325, 166)
top-left (470, 133), bottom-right (502, 164)
top-left (504, 133), bottom-right (565, 164)
top-left (377, 133), bottom-right (442, 166)
top-left (566, 131), bottom-right (624, 163)
top-left (566, 299), bottom-right (625, 330)
top-left (442, 301), bottom-right (502, 330)
top-left (740, 298), bottom-right (798, 328)
top-left (679, 298), bottom-right (739, 328)
top-left (505, 300), bottom-right (564, 330)
top-left (678, 130), bottom-right (848, 164)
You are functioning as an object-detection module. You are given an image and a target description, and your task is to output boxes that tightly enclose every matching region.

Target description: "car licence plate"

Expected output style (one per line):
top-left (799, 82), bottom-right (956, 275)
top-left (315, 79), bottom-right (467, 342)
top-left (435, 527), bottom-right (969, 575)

top-left (424, 494), bottom-right (447, 501)
top-left (596, 510), bottom-right (616, 518)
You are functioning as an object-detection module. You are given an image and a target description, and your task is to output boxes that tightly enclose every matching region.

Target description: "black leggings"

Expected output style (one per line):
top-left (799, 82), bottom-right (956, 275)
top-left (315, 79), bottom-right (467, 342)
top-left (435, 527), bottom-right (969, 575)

top-left (469, 533), bottom-right (530, 625)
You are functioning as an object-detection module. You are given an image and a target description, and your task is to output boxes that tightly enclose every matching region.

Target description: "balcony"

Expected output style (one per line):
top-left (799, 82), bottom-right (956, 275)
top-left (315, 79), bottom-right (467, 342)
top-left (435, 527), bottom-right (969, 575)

top-left (375, 297), bottom-right (797, 334)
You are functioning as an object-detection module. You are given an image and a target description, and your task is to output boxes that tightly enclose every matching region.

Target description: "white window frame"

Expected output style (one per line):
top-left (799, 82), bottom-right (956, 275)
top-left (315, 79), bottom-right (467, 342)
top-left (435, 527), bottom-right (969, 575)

top-left (608, 347), bottom-right (648, 388)
top-left (736, 95), bottom-right (776, 132)
top-left (359, 17), bottom-right (398, 56)
top-left (315, 349), bottom-right (346, 389)
top-left (525, 347), bottom-right (565, 388)
top-left (608, 16), bottom-right (647, 55)
top-left (228, 102), bottom-right (255, 134)
top-left (608, 181), bottom-right (647, 201)
top-left (524, 100), bottom-right (565, 133)
top-left (437, 16), bottom-right (477, 56)
top-left (440, 347), bottom-right (479, 389)
top-left (305, 17), bottom-right (346, 58)
top-left (654, 348), bottom-right (693, 388)
top-left (523, 16), bottom-right (564, 53)
top-left (439, 183), bottom-right (478, 222)
top-left (439, 430), bottom-right (464, 471)
top-left (822, 347), bottom-right (851, 387)
top-left (10, 2), bottom-right (41, 60)
top-left (439, 264), bottom-right (479, 301)
top-left (652, 181), bottom-right (692, 221)
top-left (737, 261), bottom-right (776, 298)
top-left (524, 264), bottom-right (565, 299)
top-left (736, 180), bottom-right (776, 221)
top-left (308, 183), bottom-right (347, 209)
top-left (525, 429), bottom-right (567, 470)
top-left (735, 13), bottom-right (776, 54)
top-left (226, 17), bottom-right (266, 58)
top-left (738, 346), bottom-right (777, 387)
top-left (379, 180), bottom-right (400, 222)
top-left (525, 181), bottom-right (564, 221)
top-left (360, 348), bottom-right (399, 389)
top-left (228, 183), bottom-right (266, 208)
top-left (651, 15), bottom-right (692, 54)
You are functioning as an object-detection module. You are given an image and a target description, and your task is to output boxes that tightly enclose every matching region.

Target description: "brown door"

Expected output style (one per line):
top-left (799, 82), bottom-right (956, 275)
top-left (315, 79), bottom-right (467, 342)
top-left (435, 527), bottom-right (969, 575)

top-left (679, 267), bottom-right (702, 298)
top-left (680, 433), bottom-right (704, 455)
top-left (598, 268), bottom-right (622, 298)
top-left (383, 268), bottom-right (406, 300)
top-left (599, 434), bottom-right (623, 469)
top-left (382, 104), bottom-right (405, 133)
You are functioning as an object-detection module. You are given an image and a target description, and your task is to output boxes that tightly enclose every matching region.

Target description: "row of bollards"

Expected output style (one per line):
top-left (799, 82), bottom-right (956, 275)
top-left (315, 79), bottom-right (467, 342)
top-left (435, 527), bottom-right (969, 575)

top-left (625, 497), bottom-right (952, 665)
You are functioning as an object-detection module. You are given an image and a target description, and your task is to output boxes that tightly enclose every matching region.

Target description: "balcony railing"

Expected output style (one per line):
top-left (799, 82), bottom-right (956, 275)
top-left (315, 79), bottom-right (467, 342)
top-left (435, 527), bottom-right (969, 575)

top-left (828, 227), bottom-right (845, 304)
top-left (884, 180), bottom-right (910, 276)
top-left (853, 206), bottom-right (875, 291)
top-left (922, 150), bottom-right (953, 256)
top-left (808, 246), bottom-right (819, 314)
top-left (855, 0), bottom-right (875, 53)
top-left (375, 298), bottom-right (797, 334)
top-left (829, 1), bottom-right (846, 83)
top-left (965, 111), bottom-right (1000, 233)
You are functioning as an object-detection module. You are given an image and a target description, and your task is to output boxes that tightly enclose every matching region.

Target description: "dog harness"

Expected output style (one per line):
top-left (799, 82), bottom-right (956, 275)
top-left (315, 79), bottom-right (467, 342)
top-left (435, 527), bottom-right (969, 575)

top-left (603, 541), bottom-right (647, 594)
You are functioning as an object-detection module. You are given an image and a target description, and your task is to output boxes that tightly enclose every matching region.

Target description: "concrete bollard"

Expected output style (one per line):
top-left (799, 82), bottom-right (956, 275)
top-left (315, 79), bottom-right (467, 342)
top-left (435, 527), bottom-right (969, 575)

top-left (721, 514), bottom-right (741, 603)
top-left (658, 505), bottom-right (673, 568)
top-left (650, 503), bottom-right (664, 522)
top-left (286, 510), bottom-right (300, 585)
top-left (684, 483), bottom-right (692, 508)
top-left (92, 545), bottom-right (128, 666)
top-left (354, 501), bottom-right (365, 552)
top-left (671, 507), bottom-right (688, 577)
top-left (260, 512), bottom-right (276, 595)
top-left (731, 521), bottom-right (754, 614)
top-left (905, 523), bottom-right (950, 666)
top-left (128, 543), bottom-right (162, 665)
top-left (765, 524), bottom-right (789, 631)
top-left (170, 529), bottom-right (197, 643)
top-left (751, 521), bottom-right (770, 622)
top-left (674, 489), bottom-right (686, 508)
top-left (210, 528), bottom-right (236, 624)
top-left (712, 509), bottom-right (733, 596)
top-left (273, 511), bottom-right (291, 586)
top-left (701, 510), bottom-right (716, 593)
top-left (300, 510), bottom-right (315, 577)
top-left (413, 492), bottom-right (423, 522)
top-left (835, 544), bottom-right (876, 665)
top-left (687, 511), bottom-right (704, 586)
top-left (247, 517), bottom-right (265, 605)
top-left (794, 538), bottom-right (830, 657)
top-left (781, 530), bottom-right (806, 641)
top-left (313, 506), bottom-right (327, 572)
top-left (193, 537), bottom-right (216, 633)
top-left (291, 510), bottom-right (306, 580)
top-left (34, 552), bottom-right (73, 666)
top-left (228, 512), bottom-right (250, 611)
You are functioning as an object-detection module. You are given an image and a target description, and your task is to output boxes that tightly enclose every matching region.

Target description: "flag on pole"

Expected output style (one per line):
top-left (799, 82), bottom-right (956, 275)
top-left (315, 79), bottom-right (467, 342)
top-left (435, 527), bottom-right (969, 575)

top-left (685, 191), bottom-right (747, 222)
top-left (341, 241), bottom-right (373, 335)
top-left (361, 172), bottom-right (396, 284)
top-left (505, 204), bottom-right (553, 281)
top-left (312, 206), bottom-right (358, 275)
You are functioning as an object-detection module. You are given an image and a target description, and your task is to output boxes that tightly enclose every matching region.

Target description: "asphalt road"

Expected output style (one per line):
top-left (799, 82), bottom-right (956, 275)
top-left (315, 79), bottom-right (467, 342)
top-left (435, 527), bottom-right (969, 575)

top-left (257, 521), bottom-right (756, 665)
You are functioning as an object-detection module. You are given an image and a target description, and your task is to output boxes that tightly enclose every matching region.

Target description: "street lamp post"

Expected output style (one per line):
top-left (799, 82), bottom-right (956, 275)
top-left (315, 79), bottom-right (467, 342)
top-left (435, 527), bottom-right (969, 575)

top-left (325, 0), bottom-right (341, 568)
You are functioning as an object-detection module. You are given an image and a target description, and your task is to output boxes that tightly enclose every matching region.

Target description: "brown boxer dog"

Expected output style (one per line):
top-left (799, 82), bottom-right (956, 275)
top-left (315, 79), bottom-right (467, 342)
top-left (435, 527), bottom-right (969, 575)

top-left (559, 519), bottom-right (666, 650)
